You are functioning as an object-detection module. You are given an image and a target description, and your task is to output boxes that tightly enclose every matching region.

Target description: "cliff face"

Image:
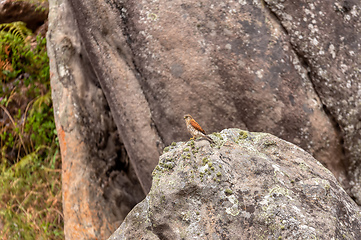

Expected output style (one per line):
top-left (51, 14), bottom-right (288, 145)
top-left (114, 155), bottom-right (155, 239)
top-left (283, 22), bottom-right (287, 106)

top-left (109, 129), bottom-right (361, 240)
top-left (46, 0), bottom-right (361, 238)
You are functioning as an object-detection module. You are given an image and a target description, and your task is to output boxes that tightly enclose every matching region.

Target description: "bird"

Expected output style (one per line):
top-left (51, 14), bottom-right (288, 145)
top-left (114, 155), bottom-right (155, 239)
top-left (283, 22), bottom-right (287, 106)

top-left (184, 114), bottom-right (214, 144)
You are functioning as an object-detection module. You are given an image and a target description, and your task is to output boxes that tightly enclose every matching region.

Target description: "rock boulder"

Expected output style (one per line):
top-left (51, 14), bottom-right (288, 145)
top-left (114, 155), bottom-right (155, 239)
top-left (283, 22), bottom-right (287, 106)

top-left (109, 129), bottom-right (361, 239)
top-left (46, 0), bottom-right (361, 238)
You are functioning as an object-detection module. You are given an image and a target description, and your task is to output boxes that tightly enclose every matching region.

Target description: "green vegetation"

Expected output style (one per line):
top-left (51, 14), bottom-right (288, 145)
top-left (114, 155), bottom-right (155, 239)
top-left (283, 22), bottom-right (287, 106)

top-left (0, 21), bottom-right (63, 239)
top-left (224, 188), bottom-right (233, 195)
top-left (238, 130), bottom-right (248, 140)
top-left (202, 157), bottom-right (208, 166)
top-left (163, 146), bottom-right (170, 152)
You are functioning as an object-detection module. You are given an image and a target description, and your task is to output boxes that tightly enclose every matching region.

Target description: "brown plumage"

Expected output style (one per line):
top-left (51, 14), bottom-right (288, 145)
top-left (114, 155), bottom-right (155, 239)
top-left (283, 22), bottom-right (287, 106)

top-left (184, 114), bottom-right (214, 144)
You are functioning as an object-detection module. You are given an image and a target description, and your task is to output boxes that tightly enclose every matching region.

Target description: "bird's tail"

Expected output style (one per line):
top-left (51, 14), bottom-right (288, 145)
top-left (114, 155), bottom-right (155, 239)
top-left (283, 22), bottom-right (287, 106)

top-left (204, 135), bottom-right (215, 144)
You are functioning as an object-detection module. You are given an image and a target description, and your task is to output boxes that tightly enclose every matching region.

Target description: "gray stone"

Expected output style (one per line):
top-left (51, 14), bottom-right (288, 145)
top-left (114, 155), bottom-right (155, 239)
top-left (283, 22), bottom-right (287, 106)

top-left (46, 0), bottom-right (361, 238)
top-left (264, 0), bottom-right (361, 204)
top-left (47, 0), bottom-right (145, 238)
top-left (109, 129), bottom-right (361, 240)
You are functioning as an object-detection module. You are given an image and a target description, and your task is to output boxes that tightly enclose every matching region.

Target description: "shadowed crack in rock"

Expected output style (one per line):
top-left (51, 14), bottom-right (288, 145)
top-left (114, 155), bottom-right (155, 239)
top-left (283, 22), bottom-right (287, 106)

top-left (110, 0), bottom-right (167, 147)
top-left (68, 0), bottom-right (164, 194)
top-left (47, 0), bottom-right (361, 239)
top-left (262, 0), bottom-right (348, 189)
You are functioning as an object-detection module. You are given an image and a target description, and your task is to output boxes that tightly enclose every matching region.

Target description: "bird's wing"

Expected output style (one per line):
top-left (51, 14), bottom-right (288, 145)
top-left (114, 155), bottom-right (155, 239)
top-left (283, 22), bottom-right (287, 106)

top-left (190, 119), bottom-right (206, 134)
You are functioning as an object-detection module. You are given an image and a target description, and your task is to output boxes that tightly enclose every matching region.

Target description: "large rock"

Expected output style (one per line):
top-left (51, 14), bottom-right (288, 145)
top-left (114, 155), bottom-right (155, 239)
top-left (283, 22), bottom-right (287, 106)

top-left (264, 0), bottom-right (361, 204)
top-left (47, 1), bottom-right (145, 238)
top-left (46, 0), bottom-right (361, 238)
top-left (109, 129), bottom-right (361, 239)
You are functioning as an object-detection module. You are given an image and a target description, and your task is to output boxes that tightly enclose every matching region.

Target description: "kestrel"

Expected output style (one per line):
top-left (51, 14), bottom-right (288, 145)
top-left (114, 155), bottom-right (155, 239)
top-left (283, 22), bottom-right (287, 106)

top-left (184, 114), bottom-right (214, 144)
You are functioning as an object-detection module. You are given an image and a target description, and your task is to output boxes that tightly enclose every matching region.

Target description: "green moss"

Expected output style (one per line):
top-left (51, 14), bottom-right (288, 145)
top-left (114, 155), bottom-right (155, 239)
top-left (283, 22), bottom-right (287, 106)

top-left (238, 130), bottom-right (248, 139)
top-left (163, 146), bottom-right (170, 152)
top-left (184, 147), bottom-right (189, 152)
top-left (263, 139), bottom-right (277, 147)
top-left (224, 189), bottom-right (233, 195)
top-left (269, 186), bottom-right (289, 196)
top-left (212, 132), bottom-right (223, 140)
top-left (216, 172), bottom-right (222, 177)
top-left (299, 162), bottom-right (309, 171)
top-left (187, 141), bottom-right (195, 148)
top-left (148, 13), bottom-right (158, 21)
top-left (208, 162), bottom-right (213, 168)
top-left (211, 166), bottom-right (215, 171)
top-left (202, 157), bottom-right (209, 165)
top-left (163, 162), bottom-right (174, 169)
top-left (171, 142), bottom-right (177, 146)
top-left (219, 164), bottom-right (222, 168)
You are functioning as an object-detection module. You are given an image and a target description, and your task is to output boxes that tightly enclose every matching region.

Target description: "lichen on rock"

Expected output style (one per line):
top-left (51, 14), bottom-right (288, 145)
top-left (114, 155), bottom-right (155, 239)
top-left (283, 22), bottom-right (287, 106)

top-left (108, 129), bottom-right (361, 240)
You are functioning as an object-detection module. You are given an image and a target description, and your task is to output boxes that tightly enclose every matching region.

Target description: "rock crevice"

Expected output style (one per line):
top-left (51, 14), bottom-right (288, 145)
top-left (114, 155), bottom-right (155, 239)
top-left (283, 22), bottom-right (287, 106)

top-left (46, 0), bottom-right (361, 238)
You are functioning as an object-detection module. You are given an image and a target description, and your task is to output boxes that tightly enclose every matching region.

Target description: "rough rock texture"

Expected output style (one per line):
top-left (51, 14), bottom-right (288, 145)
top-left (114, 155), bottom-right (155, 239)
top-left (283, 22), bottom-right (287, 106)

top-left (47, 2), bottom-right (145, 238)
top-left (46, 0), bottom-right (361, 238)
top-left (0, 0), bottom-right (48, 32)
top-left (109, 129), bottom-right (361, 240)
top-left (264, 0), bottom-right (361, 205)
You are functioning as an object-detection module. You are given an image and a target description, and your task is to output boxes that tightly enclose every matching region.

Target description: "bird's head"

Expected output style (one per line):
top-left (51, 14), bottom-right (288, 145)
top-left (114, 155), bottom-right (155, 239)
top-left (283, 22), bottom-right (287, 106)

top-left (184, 114), bottom-right (192, 121)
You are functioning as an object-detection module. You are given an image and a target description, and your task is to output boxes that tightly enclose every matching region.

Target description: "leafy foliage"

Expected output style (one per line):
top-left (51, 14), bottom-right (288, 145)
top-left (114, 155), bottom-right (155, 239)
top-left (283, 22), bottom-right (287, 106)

top-left (0, 21), bottom-right (32, 41)
top-left (0, 21), bottom-right (63, 239)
